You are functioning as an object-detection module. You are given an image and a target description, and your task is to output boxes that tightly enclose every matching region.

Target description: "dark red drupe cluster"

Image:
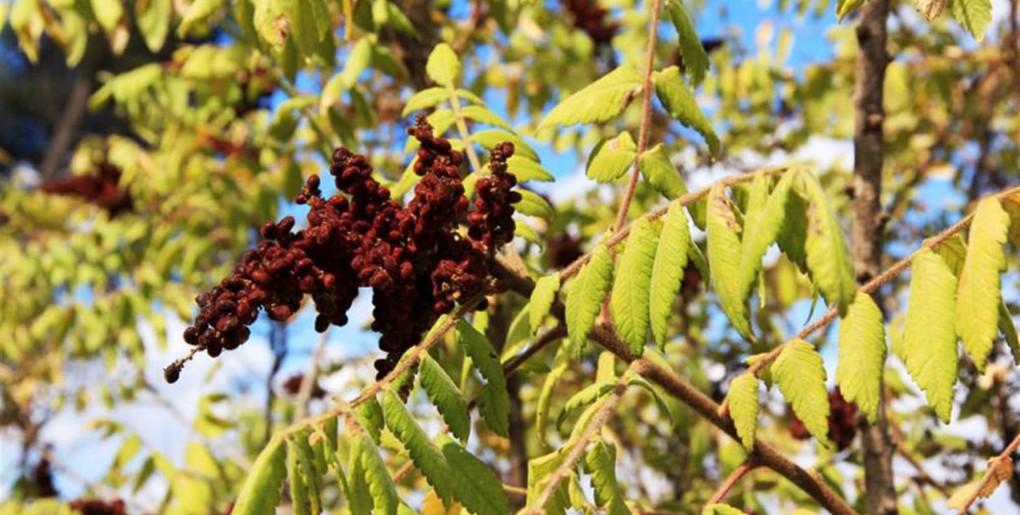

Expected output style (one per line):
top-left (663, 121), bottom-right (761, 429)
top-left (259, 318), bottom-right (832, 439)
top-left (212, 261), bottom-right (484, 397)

top-left (789, 388), bottom-right (858, 451)
top-left (560, 0), bottom-right (619, 46)
top-left (69, 499), bottom-right (126, 515)
top-left (40, 162), bottom-right (133, 217)
top-left (167, 117), bottom-right (518, 382)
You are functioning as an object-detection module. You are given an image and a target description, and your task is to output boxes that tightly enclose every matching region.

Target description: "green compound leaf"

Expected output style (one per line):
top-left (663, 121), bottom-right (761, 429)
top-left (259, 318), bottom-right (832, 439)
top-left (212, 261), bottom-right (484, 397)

top-left (649, 203), bottom-right (691, 349)
top-left (728, 372), bottom-right (761, 451)
top-left (566, 243), bottom-right (614, 357)
top-left (515, 189), bottom-right (555, 220)
top-left (773, 339), bottom-right (831, 447)
top-left (425, 42), bottom-right (461, 88)
top-left (836, 292), bottom-right (887, 423)
top-left (530, 273), bottom-right (561, 336)
top-left (383, 390), bottom-right (455, 503)
top-left (583, 441), bottom-right (631, 515)
top-left (706, 184), bottom-right (754, 341)
top-left (639, 143), bottom-right (687, 200)
top-left (798, 170), bottom-right (856, 317)
top-left (949, 0), bottom-right (993, 41)
top-left (653, 66), bottom-right (720, 155)
top-left (457, 321), bottom-right (510, 437)
top-left (419, 353), bottom-right (471, 442)
top-left (537, 65), bottom-right (643, 133)
top-left (663, 0), bottom-right (710, 86)
top-left (901, 247), bottom-right (959, 423)
top-left (231, 434), bottom-right (286, 515)
top-left (587, 133), bottom-right (637, 183)
top-left (610, 218), bottom-right (659, 356)
top-left (442, 441), bottom-right (511, 515)
top-left (402, 87), bottom-right (452, 116)
top-left (956, 198), bottom-right (1009, 371)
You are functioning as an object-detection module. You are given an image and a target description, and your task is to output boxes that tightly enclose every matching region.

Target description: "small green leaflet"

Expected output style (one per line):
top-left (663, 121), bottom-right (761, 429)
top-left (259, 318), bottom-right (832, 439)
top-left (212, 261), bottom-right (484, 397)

top-left (460, 105), bottom-right (513, 131)
top-left (253, 1), bottom-right (287, 47)
top-left (472, 129), bottom-right (541, 161)
top-left (419, 353), bottom-right (471, 442)
top-left (610, 218), bottom-right (659, 356)
top-left (565, 243), bottom-right (614, 357)
top-left (956, 198), bottom-right (1009, 371)
top-left (901, 247), bottom-right (958, 423)
top-left (587, 133), bottom-right (637, 183)
top-left (703, 504), bottom-right (746, 515)
top-left (583, 441), bottom-right (631, 515)
top-left (456, 321), bottom-right (511, 437)
top-left (706, 184), bottom-right (754, 341)
top-left (507, 155), bottom-right (554, 183)
top-left (321, 38), bottom-right (371, 113)
top-left (177, 0), bottom-right (224, 38)
top-left (425, 43), bottom-right (461, 87)
top-left (231, 434), bottom-right (286, 515)
top-left (836, 292), bottom-right (887, 423)
top-left (999, 302), bottom-right (1019, 364)
top-left (728, 373), bottom-right (760, 451)
top-left (649, 203), bottom-right (691, 348)
top-left (537, 349), bottom-right (571, 441)
top-left (653, 66), bottom-right (720, 155)
top-left (799, 170), bottom-right (856, 316)
top-left (382, 390), bottom-right (455, 503)
top-left (949, 0), bottom-right (993, 41)
top-left (536, 65), bottom-right (643, 133)
top-left (773, 339), bottom-right (831, 447)
top-left (354, 397), bottom-right (385, 443)
top-left (639, 144), bottom-right (687, 200)
top-left (557, 380), bottom-right (617, 430)
top-left (737, 172), bottom-right (792, 300)
top-left (442, 441), bottom-right (511, 515)
top-left (530, 273), bottom-right (561, 335)
top-left (350, 431), bottom-right (400, 515)
top-left (515, 189), bottom-right (555, 220)
top-left (663, 0), bottom-right (709, 86)
top-left (401, 87), bottom-right (451, 115)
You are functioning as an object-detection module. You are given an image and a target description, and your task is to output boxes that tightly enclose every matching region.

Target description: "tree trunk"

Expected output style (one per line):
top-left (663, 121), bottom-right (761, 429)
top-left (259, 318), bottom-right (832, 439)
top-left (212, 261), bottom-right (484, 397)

top-left (852, 1), bottom-right (898, 514)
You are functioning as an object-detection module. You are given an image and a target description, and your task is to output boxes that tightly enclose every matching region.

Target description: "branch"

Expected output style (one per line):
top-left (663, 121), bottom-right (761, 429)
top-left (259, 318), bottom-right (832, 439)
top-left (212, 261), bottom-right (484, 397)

top-left (614, 0), bottom-right (664, 232)
top-left (956, 431), bottom-right (1020, 513)
top-left (708, 459), bottom-right (758, 505)
top-left (295, 328), bottom-right (331, 421)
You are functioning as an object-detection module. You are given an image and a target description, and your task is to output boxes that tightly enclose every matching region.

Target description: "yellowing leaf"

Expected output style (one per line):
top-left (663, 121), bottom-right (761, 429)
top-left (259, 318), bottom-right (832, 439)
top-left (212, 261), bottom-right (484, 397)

top-left (566, 244), bottom-right (614, 357)
top-left (799, 171), bottom-right (856, 316)
top-left (836, 292), bottom-right (886, 423)
top-left (639, 144), bottom-right (687, 200)
top-left (901, 248), bottom-right (958, 422)
top-left (587, 133), bottom-right (637, 183)
top-left (773, 339), bottom-right (831, 447)
top-left (530, 273), bottom-right (561, 335)
top-left (949, 0), bottom-right (993, 41)
top-left (227, 435), bottom-right (287, 515)
top-left (956, 198), bottom-right (1009, 371)
top-left (610, 218), bottom-right (659, 356)
top-left (653, 66), bottom-right (720, 154)
top-left (537, 65), bottom-right (643, 133)
top-left (707, 184), bottom-right (754, 341)
top-left (649, 203), bottom-right (691, 348)
top-left (426, 43), bottom-right (461, 87)
top-left (729, 373), bottom-right (761, 451)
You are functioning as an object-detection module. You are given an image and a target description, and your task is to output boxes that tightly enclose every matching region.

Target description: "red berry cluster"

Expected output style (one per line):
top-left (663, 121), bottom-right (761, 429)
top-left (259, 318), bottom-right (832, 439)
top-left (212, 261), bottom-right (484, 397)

top-left (167, 117), bottom-right (518, 382)
top-left (789, 388), bottom-right (858, 451)
top-left (40, 162), bottom-right (133, 217)
top-left (69, 499), bottom-right (126, 515)
top-left (560, 0), bottom-right (619, 46)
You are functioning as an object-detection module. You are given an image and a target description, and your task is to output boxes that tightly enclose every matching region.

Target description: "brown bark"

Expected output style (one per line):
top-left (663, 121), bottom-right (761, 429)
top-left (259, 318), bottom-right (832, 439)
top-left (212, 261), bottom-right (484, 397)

top-left (852, 1), bottom-right (897, 514)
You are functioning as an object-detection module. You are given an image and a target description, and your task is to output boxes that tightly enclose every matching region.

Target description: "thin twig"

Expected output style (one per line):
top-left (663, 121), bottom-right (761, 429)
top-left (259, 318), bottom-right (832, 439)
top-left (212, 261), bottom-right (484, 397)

top-left (957, 431), bottom-right (1020, 513)
top-left (295, 328), bottom-right (331, 420)
top-left (708, 458), bottom-right (758, 504)
top-left (613, 0), bottom-right (665, 232)
top-left (527, 372), bottom-right (631, 513)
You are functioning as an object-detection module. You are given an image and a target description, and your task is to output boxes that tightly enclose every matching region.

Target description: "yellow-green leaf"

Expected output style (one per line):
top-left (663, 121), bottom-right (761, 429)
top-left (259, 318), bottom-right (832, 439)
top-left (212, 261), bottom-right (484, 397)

top-left (901, 247), bottom-right (958, 423)
top-left (949, 0), bottom-right (993, 41)
top-left (232, 435), bottom-right (286, 515)
top-left (707, 184), bottom-right (754, 341)
top-left (383, 390), bottom-right (455, 502)
top-left (420, 353), bottom-right (471, 442)
top-left (536, 65), bottom-right (643, 133)
top-left (773, 339), bottom-right (831, 447)
top-left (956, 198), bottom-right (1009, 371)
top-left (587, 133), bottom-right (637, 183)
top-left (799, 171), bottom-right (856, 316)
top-left (729, 373), bottom-right (761, 451)
top-left (530, 273), bottom-right (561, 335)
top-left (836, 292), bottom-right (887, 423)
top-left (663, 0), bottom-right (709, 86)
top-left (738, 172), bottom-right (793, 299)
top-left (426, 43), bottom-right (461, 87)
top-left (566, 244), bottom-right (614, 357)
top-left (442, 441), bottom-right (511, 515)
top-left (653, 66), bottom-right (720, 154)
top-left (649, 203), bottom-right (691, 348)
top-left (639, 144), bottom-right (687, 200)
top-left (610, 218), bottom-right (659, 356)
